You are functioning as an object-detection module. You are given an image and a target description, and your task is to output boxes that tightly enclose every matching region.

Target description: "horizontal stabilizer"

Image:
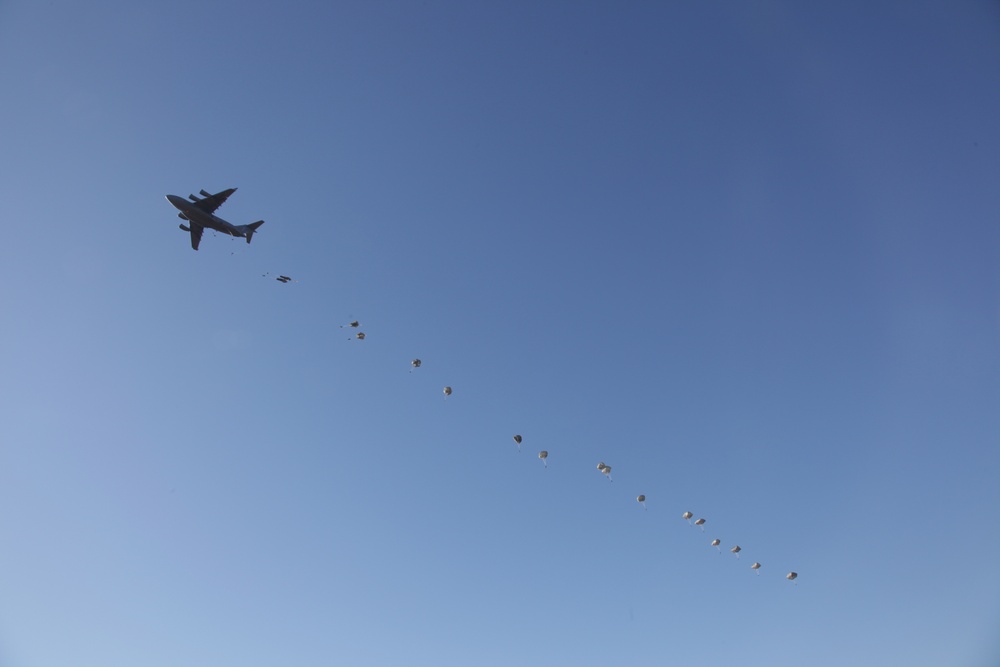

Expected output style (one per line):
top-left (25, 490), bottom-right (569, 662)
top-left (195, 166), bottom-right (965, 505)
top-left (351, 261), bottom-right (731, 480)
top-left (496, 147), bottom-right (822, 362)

top-left (243, 220), bottom-right (264, 244)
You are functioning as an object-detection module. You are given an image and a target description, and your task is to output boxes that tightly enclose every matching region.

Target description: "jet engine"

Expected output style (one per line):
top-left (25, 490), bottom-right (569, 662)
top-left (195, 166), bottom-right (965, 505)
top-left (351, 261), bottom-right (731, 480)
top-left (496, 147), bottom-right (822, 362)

top-left (179, 224), bottom-right (191, 232)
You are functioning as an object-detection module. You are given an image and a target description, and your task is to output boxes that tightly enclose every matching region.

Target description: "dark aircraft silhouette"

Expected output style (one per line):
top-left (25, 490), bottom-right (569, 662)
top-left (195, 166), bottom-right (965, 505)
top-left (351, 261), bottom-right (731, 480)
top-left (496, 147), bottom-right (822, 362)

top-left (165, 188), bottom-right (264, 251)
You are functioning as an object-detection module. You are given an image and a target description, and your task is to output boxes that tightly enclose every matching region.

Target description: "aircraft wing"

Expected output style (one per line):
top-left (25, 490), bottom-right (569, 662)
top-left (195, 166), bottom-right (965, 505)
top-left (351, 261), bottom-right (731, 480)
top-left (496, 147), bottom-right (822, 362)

top-left (193, 188), bottom-right (237, 215)
top-left (190, 224), bottom-right (204, 251)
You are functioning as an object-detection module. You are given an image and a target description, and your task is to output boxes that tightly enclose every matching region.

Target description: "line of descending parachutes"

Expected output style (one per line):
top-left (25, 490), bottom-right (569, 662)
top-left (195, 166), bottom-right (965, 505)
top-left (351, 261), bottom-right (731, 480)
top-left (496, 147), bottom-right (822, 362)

top-left (209, 193), bottom-right (800, 590)
top-left (345, 321), bottom-right (798, 585)
top-left (521, 433), bottom-right (798, 585)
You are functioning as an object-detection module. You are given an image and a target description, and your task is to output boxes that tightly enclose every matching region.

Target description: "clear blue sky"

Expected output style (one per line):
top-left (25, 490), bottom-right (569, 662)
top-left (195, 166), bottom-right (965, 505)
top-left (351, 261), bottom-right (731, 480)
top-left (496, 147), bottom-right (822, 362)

top-left (2, 2), bottom-right (999, 665)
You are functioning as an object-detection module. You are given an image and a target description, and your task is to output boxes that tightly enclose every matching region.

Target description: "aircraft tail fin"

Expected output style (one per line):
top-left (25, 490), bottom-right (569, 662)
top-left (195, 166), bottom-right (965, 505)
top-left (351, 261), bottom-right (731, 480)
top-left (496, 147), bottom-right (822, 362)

top-left (242, 220), bottom-right (265, 244)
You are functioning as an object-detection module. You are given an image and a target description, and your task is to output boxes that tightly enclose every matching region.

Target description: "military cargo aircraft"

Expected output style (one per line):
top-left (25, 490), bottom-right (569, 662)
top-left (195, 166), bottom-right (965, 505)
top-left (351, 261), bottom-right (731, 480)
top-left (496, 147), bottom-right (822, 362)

top-left (165, 188), bottom-right (264, 251)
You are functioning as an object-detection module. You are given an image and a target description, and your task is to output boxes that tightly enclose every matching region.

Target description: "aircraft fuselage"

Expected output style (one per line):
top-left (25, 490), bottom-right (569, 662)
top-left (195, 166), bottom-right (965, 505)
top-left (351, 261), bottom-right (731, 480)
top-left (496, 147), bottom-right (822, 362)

top-left (165, 194), bottom-right (246, 238)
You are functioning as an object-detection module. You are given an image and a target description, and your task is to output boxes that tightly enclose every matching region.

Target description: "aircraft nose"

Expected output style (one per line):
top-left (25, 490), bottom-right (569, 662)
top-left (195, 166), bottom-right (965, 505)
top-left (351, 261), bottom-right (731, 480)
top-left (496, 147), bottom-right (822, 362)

top-left (165, 194), bottom-right (182, 207)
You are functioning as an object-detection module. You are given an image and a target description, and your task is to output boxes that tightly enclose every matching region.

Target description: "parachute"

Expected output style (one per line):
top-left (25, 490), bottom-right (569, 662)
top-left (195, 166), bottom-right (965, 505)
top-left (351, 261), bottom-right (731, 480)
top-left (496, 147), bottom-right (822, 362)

top-left (711, 538), bottom-right (721, 553)
top-left (751, 562), bottom-right (761, 574)
top-left (636, 494), bottom-right (646, 510)
top-left (538, 450), bottom-right (548, 467)
top-left (694, 517), bottom-right (706, 531)
top-left (341, 321), bottom-right (360, 329)
top-left (682, 511), bottom-right (693, 524)
top-left (597, 463), bottom-right (612, 481)
top-left (411, 359), bottom-right (421, 369)
top-left (355, 332), bottom-right (366, 340)
top-left (513, 434), bottom-right (522, 451)
top-left (786, 572), bottom-right (798, 581)
top-left (730, 545), bottom-right (742, 559)
top-left (443, 386), bottom-right (452, 397)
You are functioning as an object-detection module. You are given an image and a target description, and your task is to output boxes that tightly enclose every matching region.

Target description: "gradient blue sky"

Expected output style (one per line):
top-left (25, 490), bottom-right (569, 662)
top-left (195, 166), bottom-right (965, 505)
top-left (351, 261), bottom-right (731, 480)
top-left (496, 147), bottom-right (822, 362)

top-left (2, 2), bottom-right (999, 666)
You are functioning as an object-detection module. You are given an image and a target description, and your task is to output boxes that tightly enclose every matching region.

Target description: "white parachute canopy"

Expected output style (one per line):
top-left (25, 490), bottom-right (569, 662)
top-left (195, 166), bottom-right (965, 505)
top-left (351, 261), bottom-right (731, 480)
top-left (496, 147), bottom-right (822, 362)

top-left (597, 463), bottom-right (612, 481)
top-left (694, 517), bottom-right (706, 531)
top-left (787, 572), bottom-right (798, 581)
top-left (730, 545), bottom-right (742, 559)
top-left (443, 386), bottom-right (452, 397)
top-left (636, 494), bottom-right (646, 510)
top-left (751, 562), bottom-right (761, 574)
top-left (538, 450), bottom-right (548, 467)
top-left (711, 538), bottom-right (721, 552)
top-left (411, 359), bottom-right (421, 369)
top-left (682, 511), bottom-right (693, 524)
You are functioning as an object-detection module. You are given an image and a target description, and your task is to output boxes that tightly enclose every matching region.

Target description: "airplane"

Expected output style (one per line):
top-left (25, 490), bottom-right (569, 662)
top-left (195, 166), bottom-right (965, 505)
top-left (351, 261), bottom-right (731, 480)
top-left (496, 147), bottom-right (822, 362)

top-left (164, 188), bottom-right (264, 251)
